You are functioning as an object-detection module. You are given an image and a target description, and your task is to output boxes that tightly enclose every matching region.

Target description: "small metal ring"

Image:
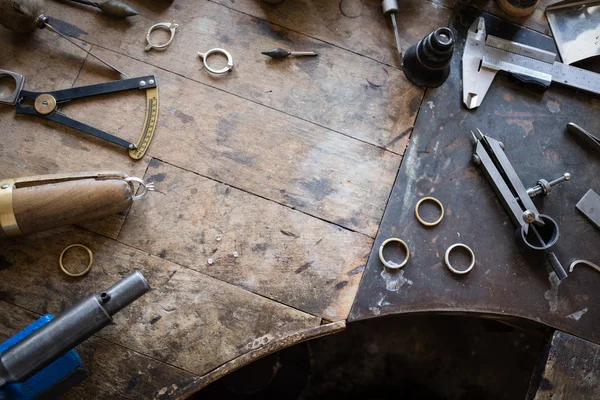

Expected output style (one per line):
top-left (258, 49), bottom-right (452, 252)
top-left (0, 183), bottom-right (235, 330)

top-left (378, 238), bottom-right (410, 269)
top-left (444, 243), bottom-right (475, 275)
top-left (197, 48), bottom-right (234, 74)
top-left (415, 197), bottom-right (444, 226)
top-left (60, 244), bottom-right (93, 277)
top-left (145, 20), bottom-right (179, 52)
top-left (125, 177), bottom-right (154, 201)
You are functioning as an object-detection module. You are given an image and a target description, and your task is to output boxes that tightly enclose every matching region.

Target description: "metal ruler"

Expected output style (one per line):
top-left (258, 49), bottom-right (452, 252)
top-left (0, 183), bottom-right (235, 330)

top-left (462, 17), bottom-right (600, 109)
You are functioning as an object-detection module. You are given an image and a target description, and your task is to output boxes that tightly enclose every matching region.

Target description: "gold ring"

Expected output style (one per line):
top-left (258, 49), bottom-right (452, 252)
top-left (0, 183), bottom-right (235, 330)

top-left (415, 197), bottom-right (444, 226)
top-left (378, 238), bottom-right (410, 269)
top-left (59, 244), bottom-right (93, 277)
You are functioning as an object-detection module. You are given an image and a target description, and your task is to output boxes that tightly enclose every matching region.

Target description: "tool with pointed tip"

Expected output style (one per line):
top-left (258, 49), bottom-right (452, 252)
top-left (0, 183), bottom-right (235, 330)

top-left (462, 17), bottom-right (600, 109)
top-left (382, 0), bottom-right (402, 55)
top-left (261, 48), bottom-right (318, 59)
top-left (0, 0), bottom-right (129, 77)
top-left (60, 0), bottom-right (138, 18)
top-left (0, 69), bottom-right (159, 159)
top-left (471, 129), bottom-right (571, 279)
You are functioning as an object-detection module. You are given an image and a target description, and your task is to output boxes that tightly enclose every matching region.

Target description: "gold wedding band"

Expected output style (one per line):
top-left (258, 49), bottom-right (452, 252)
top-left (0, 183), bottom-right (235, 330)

top-left (59, 244), bottom-right (93, 277)
top-left (415, 197), bottom-right (444, 226)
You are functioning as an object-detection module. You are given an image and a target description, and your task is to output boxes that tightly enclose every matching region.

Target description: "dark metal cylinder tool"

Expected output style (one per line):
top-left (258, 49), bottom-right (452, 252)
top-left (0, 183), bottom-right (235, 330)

top-left (0, 270), bottom-right (150, 388)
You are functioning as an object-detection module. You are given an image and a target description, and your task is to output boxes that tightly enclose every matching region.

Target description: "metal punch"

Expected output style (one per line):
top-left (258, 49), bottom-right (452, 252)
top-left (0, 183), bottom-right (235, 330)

top-left (471, 129), bottom-right (571, 279)
top-left (146, 20), bottom-right (179, 52)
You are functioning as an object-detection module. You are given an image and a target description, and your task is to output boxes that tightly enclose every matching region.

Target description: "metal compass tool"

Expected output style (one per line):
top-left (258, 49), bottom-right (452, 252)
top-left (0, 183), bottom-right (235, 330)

top-left (462, 17), bottom-right (600, 109)
top-left (471, 129), bottom-right (571, 279)
top-left (0, 70), bottom-right (159, 160)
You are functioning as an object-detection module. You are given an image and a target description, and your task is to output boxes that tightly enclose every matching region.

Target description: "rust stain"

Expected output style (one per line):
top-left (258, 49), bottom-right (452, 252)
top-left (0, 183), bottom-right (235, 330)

top-left (507, 119), bottom-right (534, 135)
top-left (503, 92), bottom-right (514, 102)
top-left (431, 234), bottom-right (439, 244)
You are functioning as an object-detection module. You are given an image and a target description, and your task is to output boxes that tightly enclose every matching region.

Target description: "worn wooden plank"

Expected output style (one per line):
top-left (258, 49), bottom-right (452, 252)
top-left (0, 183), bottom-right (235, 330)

top-left (0, 226), bottom-right (320, 375)
top-left (164, 321), bottom-right (346, 399)
top-left (211, 0), bottom-right (453, 69)
top-left (118, 160), bottom-right (372, 321)
top-left (0, 300), bottom-right (195, 400)
top-left (459, 0), bottom-right (560, 35)
top-left (68, 46), bottom-right (400, 237)
top-left (44, 0), bottom-right (422, 153)
top-left (528, 331), bottom-right (600, 400)
top-left (0, 29), bottom-right (149, 239)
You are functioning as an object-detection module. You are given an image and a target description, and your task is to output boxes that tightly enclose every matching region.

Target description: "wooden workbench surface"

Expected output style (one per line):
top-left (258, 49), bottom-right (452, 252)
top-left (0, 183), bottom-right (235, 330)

top-left (0, 0), bottom-right (565, 398)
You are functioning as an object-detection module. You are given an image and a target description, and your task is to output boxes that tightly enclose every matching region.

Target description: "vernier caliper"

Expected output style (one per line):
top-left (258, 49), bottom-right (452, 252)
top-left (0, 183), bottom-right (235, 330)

top-left (463, 17), bottom-right (600, 109)
top-left (471, 129), bottom-right (571, 279)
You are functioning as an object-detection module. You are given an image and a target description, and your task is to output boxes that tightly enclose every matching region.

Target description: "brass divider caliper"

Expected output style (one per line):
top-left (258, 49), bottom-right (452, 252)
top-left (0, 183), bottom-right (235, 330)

top-left (471, 129), bottom-right (571, 279)
top-left (0, 70), bottom-right (158, 160)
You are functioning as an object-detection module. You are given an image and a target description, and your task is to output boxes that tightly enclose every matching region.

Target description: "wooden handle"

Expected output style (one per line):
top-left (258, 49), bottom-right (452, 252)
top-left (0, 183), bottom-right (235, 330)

top-left (6, 178), bottom-right (133, 236)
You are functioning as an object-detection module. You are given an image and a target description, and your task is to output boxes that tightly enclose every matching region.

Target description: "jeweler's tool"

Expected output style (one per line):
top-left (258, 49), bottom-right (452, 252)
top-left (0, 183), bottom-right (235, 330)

top-left (261, 48), bottom-right (318, 59)
top-left (462, 17), bottom-right (600, 109)
top-left (59, 0), bottom-right (138, 18)
top-left (0, 0), bottom-right (129, 77)
top-left (471, 129), bottom-right (571, 279)
top-left (566, 122), bottom-right (600, 155)
top-left (381, 0), bottom-right (402, 55)
top-left (0, 172), bottom-right (155, 238)
top-left (0, 270), bottom-right (150, 390)
top-left (0, 69), bottom-right (158, 158)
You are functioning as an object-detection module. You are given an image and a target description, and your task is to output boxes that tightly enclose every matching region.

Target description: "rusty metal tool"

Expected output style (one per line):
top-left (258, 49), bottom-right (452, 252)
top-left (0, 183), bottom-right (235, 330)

top-left (0, 69), bottom-right (158, 159)
top-left (261, 48), bottom-right (318, 59)
top-left (59, 0), bottom-right (138, 18)
top-left (471, 129), bottom-right (571, 279)
top-left (0, 0), bottom-right (129, 77)
top-left (0, 171), bottom-right (154, 237)
top-left (382, 0), bottom-right (402, 55)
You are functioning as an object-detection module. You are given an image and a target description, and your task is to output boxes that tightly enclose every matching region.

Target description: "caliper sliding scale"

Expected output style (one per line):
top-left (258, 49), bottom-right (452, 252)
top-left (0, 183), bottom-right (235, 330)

top-left (471, 129), bottom-right (571, 279)
top-left (463, 17), bottom-right (600, 109)
top-left (0, 70), bottom-right (158, 160)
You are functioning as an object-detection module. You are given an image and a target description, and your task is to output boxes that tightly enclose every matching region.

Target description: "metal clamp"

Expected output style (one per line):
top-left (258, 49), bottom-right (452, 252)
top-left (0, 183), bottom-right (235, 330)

top-left (0, 70), bottom-right (25, 105)
top-left (145, 21), bottom-right (179, 52)
top-left (378, 238), bottom-right (410, 269)
top-left (444, 243), bottom-right (475, 275)
top-left (198, 48), bottom-right (234, 74)
top-left (125, 177), bottom-right (155, 201)
top-left (59, 244), bottom-right (94, 277)
top-left (415, 197), bottom-right (444, 226)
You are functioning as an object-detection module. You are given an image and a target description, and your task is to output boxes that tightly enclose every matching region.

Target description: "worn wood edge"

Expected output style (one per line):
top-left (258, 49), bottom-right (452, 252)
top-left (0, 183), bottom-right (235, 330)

top-left (157, 320), bottom-right (346, 399)
top-left (526, 330), bottom-right (555, 400)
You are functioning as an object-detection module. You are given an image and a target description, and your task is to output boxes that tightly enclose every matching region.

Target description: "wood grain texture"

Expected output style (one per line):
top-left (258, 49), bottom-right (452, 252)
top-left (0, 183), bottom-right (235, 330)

top-left (118, 160), bottom-right (372, 321)
top-left (44, 0), bottom-right (423, 153)
top-left (0, 300), bottom-right (196, 400)
top-left (463, 0), bottom-right (560, 35)
top-left (70, 46), bottom-right (401, 237)
top-left (528, 331), bottom-right (600, 400)
top-left (12, 179), bottom-right (132, 235)
top-left (0, 29), bottom-right (149, 239)
top-left (0, 226), bottom-right (320, 375)
top-left (211, 0), bottom-right (453, 69)
top-left (164, 321), bottom-right (346, 399)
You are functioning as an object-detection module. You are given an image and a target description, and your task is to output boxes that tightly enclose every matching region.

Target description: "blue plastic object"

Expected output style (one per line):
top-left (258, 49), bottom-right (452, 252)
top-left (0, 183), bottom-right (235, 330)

top-left (0, 314), bottom-right (88, 400)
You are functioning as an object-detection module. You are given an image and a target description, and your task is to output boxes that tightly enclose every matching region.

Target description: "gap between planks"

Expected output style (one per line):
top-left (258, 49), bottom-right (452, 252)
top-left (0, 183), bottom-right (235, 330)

top-left (0, 299), bottom-right (201, 378)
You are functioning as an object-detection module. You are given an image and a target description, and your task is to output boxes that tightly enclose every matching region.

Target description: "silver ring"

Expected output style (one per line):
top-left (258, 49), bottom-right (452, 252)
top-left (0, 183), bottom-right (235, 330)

top-left (145, 21), bottom-right (179, 52)
top-left (197, 48), bottom-right (234, 74)
top-left (444, 243), bottom-right (475, 275)
top-left (378, 238), bottom-right (409, 269)
top-left (125, 177), bottom-right (155, 201)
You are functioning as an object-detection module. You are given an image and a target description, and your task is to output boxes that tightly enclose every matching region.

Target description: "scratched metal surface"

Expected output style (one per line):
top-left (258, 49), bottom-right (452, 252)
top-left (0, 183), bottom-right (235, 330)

top-left (349, 6), bottom-right (600, 344)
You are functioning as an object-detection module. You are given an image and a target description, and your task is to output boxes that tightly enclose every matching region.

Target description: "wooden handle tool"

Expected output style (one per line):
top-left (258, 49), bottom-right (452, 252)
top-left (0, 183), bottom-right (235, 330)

top-left (0, 171), bottom-right (153, 237)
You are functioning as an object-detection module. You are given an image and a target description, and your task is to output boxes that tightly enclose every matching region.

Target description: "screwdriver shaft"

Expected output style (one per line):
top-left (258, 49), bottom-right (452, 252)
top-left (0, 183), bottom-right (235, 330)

top-left (390, 13), bottom-right (402, 55)
top-left (45, 22), bottom-right (130, 78)
top-left (289, 52), bottom-right (318, 57)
